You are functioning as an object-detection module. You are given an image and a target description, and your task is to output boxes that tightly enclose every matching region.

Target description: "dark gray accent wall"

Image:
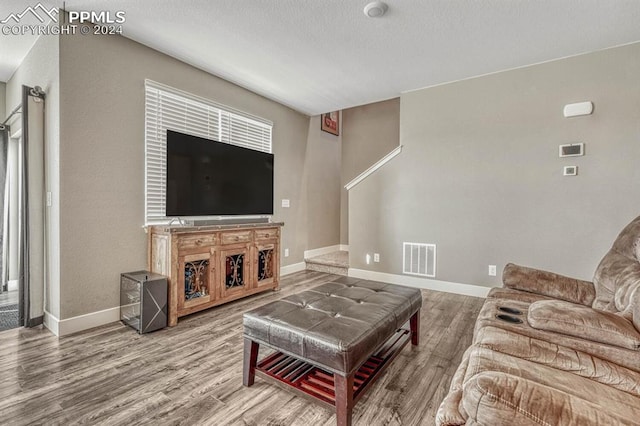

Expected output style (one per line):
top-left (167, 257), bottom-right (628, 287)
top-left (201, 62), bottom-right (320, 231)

top-left (349, 42), bottom-right (640, 287)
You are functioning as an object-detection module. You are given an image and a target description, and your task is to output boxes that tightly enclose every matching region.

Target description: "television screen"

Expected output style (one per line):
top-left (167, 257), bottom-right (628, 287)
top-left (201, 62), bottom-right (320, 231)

top-left (166, 130), bottom-right (274, 216)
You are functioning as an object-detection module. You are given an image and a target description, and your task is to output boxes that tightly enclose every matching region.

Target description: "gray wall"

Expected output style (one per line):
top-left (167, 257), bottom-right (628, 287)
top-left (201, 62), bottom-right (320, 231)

top-left (0, 82), bottom-right (6, 121)
top-left (6, 34), bottom-right (60, 319)
top-left (350, 42), bottom-right (640, 288)
top-left (304, 115), bottom-right (342, 250)
top-left (341, 99), bottom-right (400, 244)
top-left (57, 30), bottom-right (339, 319)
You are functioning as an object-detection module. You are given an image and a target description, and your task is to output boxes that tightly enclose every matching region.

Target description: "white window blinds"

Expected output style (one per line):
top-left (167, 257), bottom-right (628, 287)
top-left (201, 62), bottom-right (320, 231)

top-left (144, 80), bottom-right (273, 224)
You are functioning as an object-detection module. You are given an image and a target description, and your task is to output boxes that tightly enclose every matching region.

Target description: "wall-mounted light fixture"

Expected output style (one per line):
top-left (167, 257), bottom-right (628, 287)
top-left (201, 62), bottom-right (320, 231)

top-left (563, 101), bottom-right (593, 118)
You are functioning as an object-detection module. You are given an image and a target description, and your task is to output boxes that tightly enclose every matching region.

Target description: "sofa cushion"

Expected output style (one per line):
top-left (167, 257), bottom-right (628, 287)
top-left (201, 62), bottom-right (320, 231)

top-left (461, 347), bottom-right (640, 423)
top-left (528, 300), bottom-right (640, 350)
top-left (437, 345), bottom-right (640, 426)
top-left (474, 298), bottom-right (640, 372)
top-left (475, 326), bottom-right (640, 397)
top-left (463, 371), bottom-right (639, 426)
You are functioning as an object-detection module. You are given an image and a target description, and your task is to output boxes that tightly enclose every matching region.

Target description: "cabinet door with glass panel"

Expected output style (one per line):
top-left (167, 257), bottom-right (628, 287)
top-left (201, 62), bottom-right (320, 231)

top-left (254, 242), bottom-right (278, 289)
top-left (178, 251), bottom-right (214, 311)
top-left (219, 246), bottom-right (251, 300)
top-left (253, 228), bottom-right (279, 290)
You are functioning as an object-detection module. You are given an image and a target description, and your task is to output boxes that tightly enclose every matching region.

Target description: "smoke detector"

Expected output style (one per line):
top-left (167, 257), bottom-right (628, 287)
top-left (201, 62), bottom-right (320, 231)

top-left (364, 1), bottom-right (388, 18)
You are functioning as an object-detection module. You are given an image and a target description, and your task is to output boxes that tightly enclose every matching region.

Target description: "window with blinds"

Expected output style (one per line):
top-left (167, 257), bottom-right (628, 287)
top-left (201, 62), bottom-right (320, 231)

top-left (144, 80), bottom-right (273, 224)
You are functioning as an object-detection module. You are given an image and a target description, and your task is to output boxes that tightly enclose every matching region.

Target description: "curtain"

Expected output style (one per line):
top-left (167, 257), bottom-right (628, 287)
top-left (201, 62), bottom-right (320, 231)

top-left (0, 125), bottom-right (8, 293)
top-left (21, 86), bottom-right (46, 327)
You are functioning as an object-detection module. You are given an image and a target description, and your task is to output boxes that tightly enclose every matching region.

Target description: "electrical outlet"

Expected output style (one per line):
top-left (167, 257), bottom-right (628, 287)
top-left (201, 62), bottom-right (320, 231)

top-left (374, 253), bottom-right (380, 262)
top-left (284, 248), bottom-right (289, 257)
top-left (488, 265), bottom-right (497, 276)
top-left (46, 191), bottom-right (52, 207)
top-left (281, 199), bottom-right (290, 208)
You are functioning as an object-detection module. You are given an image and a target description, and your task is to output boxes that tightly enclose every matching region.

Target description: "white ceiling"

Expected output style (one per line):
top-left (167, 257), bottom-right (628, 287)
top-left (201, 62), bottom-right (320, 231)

top-left (2, 1), bottom-right (640, 115)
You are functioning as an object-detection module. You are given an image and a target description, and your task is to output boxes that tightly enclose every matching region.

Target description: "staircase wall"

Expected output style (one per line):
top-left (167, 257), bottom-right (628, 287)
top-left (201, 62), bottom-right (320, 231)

top-left (348, 42), bottom-right (640, 289)
top-left (341, 98), bottom-right (400, 245)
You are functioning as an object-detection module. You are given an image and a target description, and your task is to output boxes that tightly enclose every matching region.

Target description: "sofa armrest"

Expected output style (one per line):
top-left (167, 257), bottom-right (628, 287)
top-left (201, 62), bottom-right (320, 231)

top-left (502, 263), bottom-right (595, 306)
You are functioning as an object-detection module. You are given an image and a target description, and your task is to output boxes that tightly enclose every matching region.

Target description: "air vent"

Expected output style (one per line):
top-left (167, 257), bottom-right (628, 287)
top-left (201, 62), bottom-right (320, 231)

top-left (403, 242), bottom-right (436, 278)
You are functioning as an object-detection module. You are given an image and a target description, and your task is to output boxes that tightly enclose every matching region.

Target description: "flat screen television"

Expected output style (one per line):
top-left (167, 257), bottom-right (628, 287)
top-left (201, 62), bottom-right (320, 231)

top-left (166, 130), bottom-right (274, 216)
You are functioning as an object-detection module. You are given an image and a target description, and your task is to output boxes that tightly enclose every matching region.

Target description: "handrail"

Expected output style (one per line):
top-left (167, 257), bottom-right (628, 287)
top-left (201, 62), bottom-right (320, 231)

top-left (1, 104), bottom-right (22, 126)
top-left (344, 145), bottom-right (403, 191)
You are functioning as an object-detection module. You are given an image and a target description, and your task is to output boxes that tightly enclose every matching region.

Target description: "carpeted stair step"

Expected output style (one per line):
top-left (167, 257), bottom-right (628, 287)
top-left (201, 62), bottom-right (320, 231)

top-left (305, 251), bottom-right (349, 276)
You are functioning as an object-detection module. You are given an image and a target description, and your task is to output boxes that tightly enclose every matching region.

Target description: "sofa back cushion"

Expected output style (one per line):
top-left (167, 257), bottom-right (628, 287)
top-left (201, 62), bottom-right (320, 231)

top-left (593, 216), bottom-right (640, 328)
top-left (529, 300), bottom-right (640, 350)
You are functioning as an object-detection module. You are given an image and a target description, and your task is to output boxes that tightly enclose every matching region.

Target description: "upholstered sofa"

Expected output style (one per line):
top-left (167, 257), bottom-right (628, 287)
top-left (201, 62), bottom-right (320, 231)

top-left (437, 215), bottom-right (640, 425)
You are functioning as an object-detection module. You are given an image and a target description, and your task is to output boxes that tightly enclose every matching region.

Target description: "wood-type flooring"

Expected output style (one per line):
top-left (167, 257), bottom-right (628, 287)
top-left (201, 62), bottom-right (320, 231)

top-left (0, 271), bottom-right (483, 425)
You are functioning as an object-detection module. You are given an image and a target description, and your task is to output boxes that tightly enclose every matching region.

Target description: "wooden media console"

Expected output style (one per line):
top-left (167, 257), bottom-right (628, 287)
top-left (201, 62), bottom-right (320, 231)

top-left (148, 222), bottom-right (283, 326)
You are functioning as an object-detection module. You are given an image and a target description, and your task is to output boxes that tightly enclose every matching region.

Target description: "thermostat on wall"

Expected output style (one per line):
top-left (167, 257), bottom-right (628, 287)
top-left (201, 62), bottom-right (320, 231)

top-left (559, 143), bottom-right (584, 157)
top-left (563, 166), bottom-right (578, 176)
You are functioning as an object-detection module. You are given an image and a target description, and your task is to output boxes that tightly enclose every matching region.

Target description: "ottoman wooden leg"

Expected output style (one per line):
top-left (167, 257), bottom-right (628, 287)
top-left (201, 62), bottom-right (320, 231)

top-left (410, 310), bottom-right (420, 346)
top-left (243, 338), bottom-right (259, 387)
top-left (335, 372), bottom-right (354, 426)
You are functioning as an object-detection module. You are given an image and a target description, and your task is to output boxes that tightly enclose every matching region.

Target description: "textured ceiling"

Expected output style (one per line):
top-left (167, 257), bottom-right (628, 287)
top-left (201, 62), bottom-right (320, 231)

top-left (2, 1), bottom-right (640, 115)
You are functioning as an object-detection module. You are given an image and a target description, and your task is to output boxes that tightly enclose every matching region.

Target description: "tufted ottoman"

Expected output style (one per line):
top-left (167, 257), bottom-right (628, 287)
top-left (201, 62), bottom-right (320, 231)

top-left (242, 277), bottom-right (422, 426)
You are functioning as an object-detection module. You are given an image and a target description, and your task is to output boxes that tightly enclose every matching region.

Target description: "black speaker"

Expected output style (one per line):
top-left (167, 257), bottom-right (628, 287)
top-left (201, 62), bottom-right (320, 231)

top-left (120, 271), bottom-right (167, 333)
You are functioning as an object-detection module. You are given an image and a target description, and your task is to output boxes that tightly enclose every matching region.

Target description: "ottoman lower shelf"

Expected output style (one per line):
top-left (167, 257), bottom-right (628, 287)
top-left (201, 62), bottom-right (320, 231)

top-left (255, 327), bottom-right (411, 409)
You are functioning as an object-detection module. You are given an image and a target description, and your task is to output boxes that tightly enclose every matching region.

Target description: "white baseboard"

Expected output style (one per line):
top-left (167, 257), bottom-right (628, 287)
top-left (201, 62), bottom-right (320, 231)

top-left (281, 262), bottom-right (306, 276)
top-left (41, 266), bottom-right (486, 337)
top-left (7, 280), bottom-right (18, 291)
top-left (304, 245), bottom-right (346, 259)
top-left (44, 306), bottom-right (121, 337)
top-left (339, 244), bottom-right (349, 252)
top-left (41, 258), bottom-right (327, 337)
top-left (43, 310), bottom-right (59, 336)
top-left (348, 268), bottom-right (492, 298)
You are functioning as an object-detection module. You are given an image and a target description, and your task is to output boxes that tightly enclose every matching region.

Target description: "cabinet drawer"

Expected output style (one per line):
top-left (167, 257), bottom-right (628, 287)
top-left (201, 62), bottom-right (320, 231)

top-left (255, 228), bottom-right (279, 241)
top-left (177, 234), bottom-right (218, 249)
top-left (221, 231), bottom-right (252, 245)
